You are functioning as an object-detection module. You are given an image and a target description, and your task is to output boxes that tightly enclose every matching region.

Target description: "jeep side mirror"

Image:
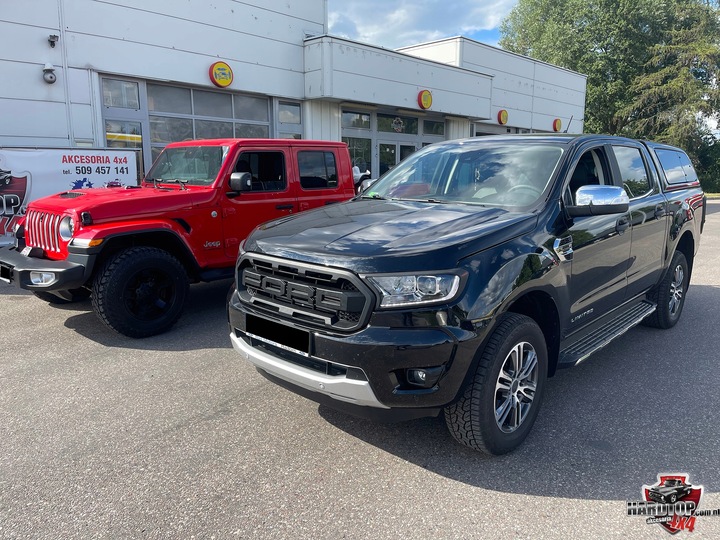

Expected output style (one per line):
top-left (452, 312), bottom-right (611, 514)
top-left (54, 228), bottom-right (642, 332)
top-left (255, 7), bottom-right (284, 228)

top-left (229, 172), bottom-right (252, 193)
top-left (567, 185), bottom-right (629, 217)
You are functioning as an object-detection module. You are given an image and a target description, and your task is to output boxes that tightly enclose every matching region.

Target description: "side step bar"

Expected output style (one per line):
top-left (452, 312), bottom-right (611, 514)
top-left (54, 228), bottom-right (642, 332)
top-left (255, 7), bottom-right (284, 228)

top-left (558, 299), bottom-right (656, 368)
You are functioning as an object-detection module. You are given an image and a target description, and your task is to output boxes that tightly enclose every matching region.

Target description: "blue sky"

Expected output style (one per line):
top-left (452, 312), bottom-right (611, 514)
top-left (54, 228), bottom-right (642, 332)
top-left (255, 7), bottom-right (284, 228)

top-left (326, 0), bottom-right (519, 49)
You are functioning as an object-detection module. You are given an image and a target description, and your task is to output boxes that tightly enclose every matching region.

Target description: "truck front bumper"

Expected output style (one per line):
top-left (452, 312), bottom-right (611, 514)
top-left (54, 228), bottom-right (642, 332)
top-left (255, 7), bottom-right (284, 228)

top-left (228, 292), bottom-right (484, 421)
top-left (0, 246), bottom-right (94, 291)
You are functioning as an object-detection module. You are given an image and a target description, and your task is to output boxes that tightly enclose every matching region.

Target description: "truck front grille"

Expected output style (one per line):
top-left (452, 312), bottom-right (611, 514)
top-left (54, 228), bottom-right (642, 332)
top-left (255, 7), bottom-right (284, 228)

top-left (237, 253), bottom-right (374, 332)
top-left (25, 210), bottom-right (62, 253)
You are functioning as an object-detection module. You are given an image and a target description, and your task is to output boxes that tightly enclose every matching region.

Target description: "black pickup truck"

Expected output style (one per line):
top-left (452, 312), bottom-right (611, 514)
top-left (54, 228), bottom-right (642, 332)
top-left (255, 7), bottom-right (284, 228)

top-left (227, 134), bottom-right (706, 454)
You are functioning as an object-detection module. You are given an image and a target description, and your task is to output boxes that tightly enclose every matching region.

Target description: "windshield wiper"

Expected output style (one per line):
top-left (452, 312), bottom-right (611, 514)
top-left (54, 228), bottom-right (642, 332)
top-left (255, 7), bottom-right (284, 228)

top-left (360, 193), bottom-right (385, 200)
top-left (159, 178), bottom-right (188, 190)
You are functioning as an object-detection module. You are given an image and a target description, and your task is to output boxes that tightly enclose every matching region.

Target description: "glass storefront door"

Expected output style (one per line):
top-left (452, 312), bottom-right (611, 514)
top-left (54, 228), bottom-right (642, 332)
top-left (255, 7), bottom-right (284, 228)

top-left (379, 142), bottom-right (417, 176)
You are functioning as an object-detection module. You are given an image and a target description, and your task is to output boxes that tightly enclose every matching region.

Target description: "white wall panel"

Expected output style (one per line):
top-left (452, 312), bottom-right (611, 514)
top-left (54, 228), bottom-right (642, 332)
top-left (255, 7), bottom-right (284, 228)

top-left (402, 38), bottom-right (587, 133)
top-left (305, 38), bottom-right (492, 119)
top-left (0, 0), bottom-right (60, 27)
top-left (0, 99), bottom-right (69, 141)
top-left (70, 103), bottom-right (95, 140)
top-left (304, 101), bottom-right (341, 141)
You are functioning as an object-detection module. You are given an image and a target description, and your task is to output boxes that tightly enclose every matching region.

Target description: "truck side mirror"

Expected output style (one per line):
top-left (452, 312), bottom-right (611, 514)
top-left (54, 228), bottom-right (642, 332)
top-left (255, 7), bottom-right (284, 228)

top-left (567, 185), bottom-right (630, 217)
top-left (229, 172), bottom-right (252, 193)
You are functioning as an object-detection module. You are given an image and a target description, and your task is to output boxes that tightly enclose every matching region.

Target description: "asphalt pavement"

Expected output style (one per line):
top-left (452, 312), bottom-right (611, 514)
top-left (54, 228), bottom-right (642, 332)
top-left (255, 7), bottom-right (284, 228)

top-left (1, 201), bottom-right (719, 539)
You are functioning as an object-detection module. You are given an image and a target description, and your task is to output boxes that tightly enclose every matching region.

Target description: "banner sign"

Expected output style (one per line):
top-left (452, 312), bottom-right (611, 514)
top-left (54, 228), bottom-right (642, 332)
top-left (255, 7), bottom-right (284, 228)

top-left (0, 148), bottom-right (138, 243)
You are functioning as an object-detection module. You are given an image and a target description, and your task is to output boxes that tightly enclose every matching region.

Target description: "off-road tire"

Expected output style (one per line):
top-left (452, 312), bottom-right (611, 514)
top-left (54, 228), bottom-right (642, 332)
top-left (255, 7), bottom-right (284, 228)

top-left (444, 313), bottom-right (548, 455)
top-left (91, 247), bottom-right (188, 338)
top-left (643, 251), bottom-right (688, 329)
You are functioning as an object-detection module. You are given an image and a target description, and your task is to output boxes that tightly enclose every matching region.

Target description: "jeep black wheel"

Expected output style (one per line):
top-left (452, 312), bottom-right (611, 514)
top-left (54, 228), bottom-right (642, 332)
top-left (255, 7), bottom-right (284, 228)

top-left (643, 251), bottom-right (689, 329)
top-left (33, 288), bottom-right (90, 304)
top-left (444, 313), bottom-right (548, 455)
top-left (91, 247), bottom-right (188, 338)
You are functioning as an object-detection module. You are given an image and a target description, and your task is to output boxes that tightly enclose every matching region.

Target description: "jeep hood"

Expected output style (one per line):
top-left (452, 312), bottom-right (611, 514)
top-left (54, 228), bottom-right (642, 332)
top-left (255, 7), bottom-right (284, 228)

top-left (246, 199), bottom-right (538, 272)
top-left (26, 185), bottom-right (215, 222)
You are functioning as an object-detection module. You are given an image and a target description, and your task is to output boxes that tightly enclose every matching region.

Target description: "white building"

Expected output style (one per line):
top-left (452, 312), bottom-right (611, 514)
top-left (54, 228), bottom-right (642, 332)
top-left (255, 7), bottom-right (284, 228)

top-left (0, 0), bottom-right (587, 178)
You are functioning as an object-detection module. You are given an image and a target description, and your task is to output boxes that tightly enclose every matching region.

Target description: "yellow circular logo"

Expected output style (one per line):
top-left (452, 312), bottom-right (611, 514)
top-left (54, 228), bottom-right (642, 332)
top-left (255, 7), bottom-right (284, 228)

top-left (417, 90), bottom-right (433, 110)
top-left (497, 109), bottom-right (509, 125)
top-left (209, 61), bottom-right (233, 88)
top-left (553, 118), bottom-right (562, 132)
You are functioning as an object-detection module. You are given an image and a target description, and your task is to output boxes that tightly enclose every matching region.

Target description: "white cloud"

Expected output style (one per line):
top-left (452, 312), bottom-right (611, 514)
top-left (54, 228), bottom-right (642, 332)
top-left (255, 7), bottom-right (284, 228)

top-left (327, 0), bottom-right (518, 49)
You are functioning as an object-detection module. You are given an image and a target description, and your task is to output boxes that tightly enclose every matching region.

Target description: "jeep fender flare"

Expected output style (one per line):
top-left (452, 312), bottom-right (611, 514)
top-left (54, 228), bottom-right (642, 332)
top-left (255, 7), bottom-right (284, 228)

top-left (72, 223), bottom-right (200, 281)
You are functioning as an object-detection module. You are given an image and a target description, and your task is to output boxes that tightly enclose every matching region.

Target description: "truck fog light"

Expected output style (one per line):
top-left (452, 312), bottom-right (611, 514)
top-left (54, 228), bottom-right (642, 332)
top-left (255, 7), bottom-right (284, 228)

top-left (406, 366), bottom-right (445, 388)
top-left (30, 271), bottom-right (56, 285)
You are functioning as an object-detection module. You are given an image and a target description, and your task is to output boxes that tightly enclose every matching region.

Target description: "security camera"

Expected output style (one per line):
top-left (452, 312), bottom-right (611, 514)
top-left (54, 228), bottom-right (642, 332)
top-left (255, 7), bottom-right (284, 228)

top-left (43, 63), bottom-right (57, 84)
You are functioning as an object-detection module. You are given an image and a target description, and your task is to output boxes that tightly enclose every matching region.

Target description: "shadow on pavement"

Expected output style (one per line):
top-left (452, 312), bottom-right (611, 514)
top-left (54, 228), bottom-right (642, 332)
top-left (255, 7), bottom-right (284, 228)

top-left (58, 278), bottom-right (234, 351)
top-left (318, 283), bottom-right (720, 500)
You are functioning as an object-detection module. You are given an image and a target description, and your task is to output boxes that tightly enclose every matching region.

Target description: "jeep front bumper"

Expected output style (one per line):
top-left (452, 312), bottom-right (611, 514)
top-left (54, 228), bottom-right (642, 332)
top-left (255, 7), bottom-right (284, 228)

top-left (0, 246), bottom-right (94, 291)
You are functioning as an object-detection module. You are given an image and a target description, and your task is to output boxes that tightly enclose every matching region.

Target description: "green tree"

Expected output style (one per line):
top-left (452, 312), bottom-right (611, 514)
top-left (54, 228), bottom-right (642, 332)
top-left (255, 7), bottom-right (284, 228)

top-left (500, 0), bottom-right (720, 188)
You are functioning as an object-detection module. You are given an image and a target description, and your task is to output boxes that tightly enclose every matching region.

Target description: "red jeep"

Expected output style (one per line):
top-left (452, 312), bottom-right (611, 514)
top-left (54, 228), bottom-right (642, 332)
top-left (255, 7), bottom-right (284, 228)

top-left (0, 139), bottom-right (355, 337)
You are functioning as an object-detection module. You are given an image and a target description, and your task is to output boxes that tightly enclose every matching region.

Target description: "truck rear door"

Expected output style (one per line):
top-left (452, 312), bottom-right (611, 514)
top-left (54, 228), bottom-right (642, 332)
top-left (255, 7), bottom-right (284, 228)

top-left (293, 147), bottom-right (355, 212)
top-left (609, 143), bottom-right (669, 298)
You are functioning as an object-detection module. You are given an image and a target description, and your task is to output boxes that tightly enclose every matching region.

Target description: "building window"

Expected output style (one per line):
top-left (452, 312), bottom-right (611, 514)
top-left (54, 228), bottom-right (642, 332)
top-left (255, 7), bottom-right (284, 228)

top-left (147, 85), bottom-right (191, 114)
top-left (378, 113), bottom-right (418, 135)
top-left (279, 102), bottom-right (301, 124)
top-left (103, 79), bottom-right (140, 109)
top-left (235, 95), bottom-right (269, 122)
top-left (149, 116), bottom-right (193, 144)
top-left (423, 120), bottom-right (445, 136)
top-left (194, 90), bottom-right (233, 118)
top-left (195, 119), bottom-right (233, 139)
top-left (237, 123), bottom-right (270, 138)
top-left (342, 112), bottom-right (371, 129)
top-left (343, 137), bottom-right (371, 173)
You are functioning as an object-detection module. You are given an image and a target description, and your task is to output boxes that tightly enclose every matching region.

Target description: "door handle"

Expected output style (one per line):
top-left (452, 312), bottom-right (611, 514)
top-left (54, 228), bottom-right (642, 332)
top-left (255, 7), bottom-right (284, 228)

top-left (276, 204), bottom-right (294, 210)
top-left (616, 216), bottom-right (629, 234)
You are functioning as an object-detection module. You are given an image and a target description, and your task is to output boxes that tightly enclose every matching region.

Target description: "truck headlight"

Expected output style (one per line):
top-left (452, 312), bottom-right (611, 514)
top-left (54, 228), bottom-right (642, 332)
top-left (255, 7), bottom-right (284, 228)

top-left (365, 273), bottom-right (463, 308)
top-left (58, 216), bottom-right (74, 241)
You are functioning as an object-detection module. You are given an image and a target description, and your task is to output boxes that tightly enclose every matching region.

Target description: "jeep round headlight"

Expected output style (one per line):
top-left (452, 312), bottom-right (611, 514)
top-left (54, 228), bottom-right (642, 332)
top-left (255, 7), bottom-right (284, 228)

top-left (365, 272), bottom-right (463, 308)
top-left (58, 216), bottom-right (74, 241)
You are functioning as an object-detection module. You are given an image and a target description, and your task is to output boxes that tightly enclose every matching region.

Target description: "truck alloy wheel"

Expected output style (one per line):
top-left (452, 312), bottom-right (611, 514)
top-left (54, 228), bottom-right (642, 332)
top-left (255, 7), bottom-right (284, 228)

top-left (92, 247), bottom-right (189, 338)
top-left (444, 313), bottom-right (548, 455)
top-left (643, 251), bottom-right (689, 329)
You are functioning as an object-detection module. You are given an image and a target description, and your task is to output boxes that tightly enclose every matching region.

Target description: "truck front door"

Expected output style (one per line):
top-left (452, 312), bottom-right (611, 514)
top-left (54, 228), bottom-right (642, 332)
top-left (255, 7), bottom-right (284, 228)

top-left (559, 145), bottom-right (632, 331)
top-left (222, 149), bottom-right (297, 259)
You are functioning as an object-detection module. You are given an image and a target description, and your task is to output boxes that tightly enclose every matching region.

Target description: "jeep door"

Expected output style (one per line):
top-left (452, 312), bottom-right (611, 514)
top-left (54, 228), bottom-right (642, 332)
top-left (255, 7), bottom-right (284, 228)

top-left (222, 148), bottom-right (297, 259)
top-left (293, 148), bottom-right (354, 211)
top-left (559, 144), bottom-right (632, 331)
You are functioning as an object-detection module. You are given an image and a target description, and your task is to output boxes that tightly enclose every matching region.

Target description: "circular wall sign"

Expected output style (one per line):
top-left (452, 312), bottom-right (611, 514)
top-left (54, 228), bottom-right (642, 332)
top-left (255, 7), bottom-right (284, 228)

top-left (209, 61), bottom-right (233, 88)
top-left (553, 118), bottom-right (562, 132)
top-left (417, 90), bottom-right (433, 110)
top-left (497, 109), bottom-right (509, 125)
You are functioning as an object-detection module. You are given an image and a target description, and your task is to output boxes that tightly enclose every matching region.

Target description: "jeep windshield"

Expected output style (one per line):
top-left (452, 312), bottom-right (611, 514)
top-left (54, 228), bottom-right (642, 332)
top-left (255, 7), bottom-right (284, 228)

top-left (365, 140), bottom-right (564, 209)
top-left (145, 145), bottom-right (229, 186)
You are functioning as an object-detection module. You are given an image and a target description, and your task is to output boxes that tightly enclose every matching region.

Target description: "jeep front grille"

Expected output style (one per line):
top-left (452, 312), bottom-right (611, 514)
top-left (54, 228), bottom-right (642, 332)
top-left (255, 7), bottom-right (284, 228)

top-left (237, 254), bottom-right (374, 332)
top-left (25, 210), bottom-right (62, 253)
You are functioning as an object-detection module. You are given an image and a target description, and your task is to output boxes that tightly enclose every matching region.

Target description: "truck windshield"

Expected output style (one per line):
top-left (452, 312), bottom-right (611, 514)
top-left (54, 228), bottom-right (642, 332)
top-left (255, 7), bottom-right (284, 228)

top-left (146, 145), bottom-right (229, 186)
top-left (366, 141), bottom-right (563, 209)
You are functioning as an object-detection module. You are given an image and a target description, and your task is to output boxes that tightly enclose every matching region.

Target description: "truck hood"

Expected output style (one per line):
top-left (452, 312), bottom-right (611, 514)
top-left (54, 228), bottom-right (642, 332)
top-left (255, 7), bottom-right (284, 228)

top-left (26, 185), bottom-right (215, 222)
top-left (247, 199), bottom-right (538, 273)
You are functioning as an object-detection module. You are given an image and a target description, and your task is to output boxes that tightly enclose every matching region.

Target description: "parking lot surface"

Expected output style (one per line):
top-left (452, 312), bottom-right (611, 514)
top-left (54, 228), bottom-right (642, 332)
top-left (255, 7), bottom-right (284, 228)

top-left (1, 201), bottom-right (719, 539)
